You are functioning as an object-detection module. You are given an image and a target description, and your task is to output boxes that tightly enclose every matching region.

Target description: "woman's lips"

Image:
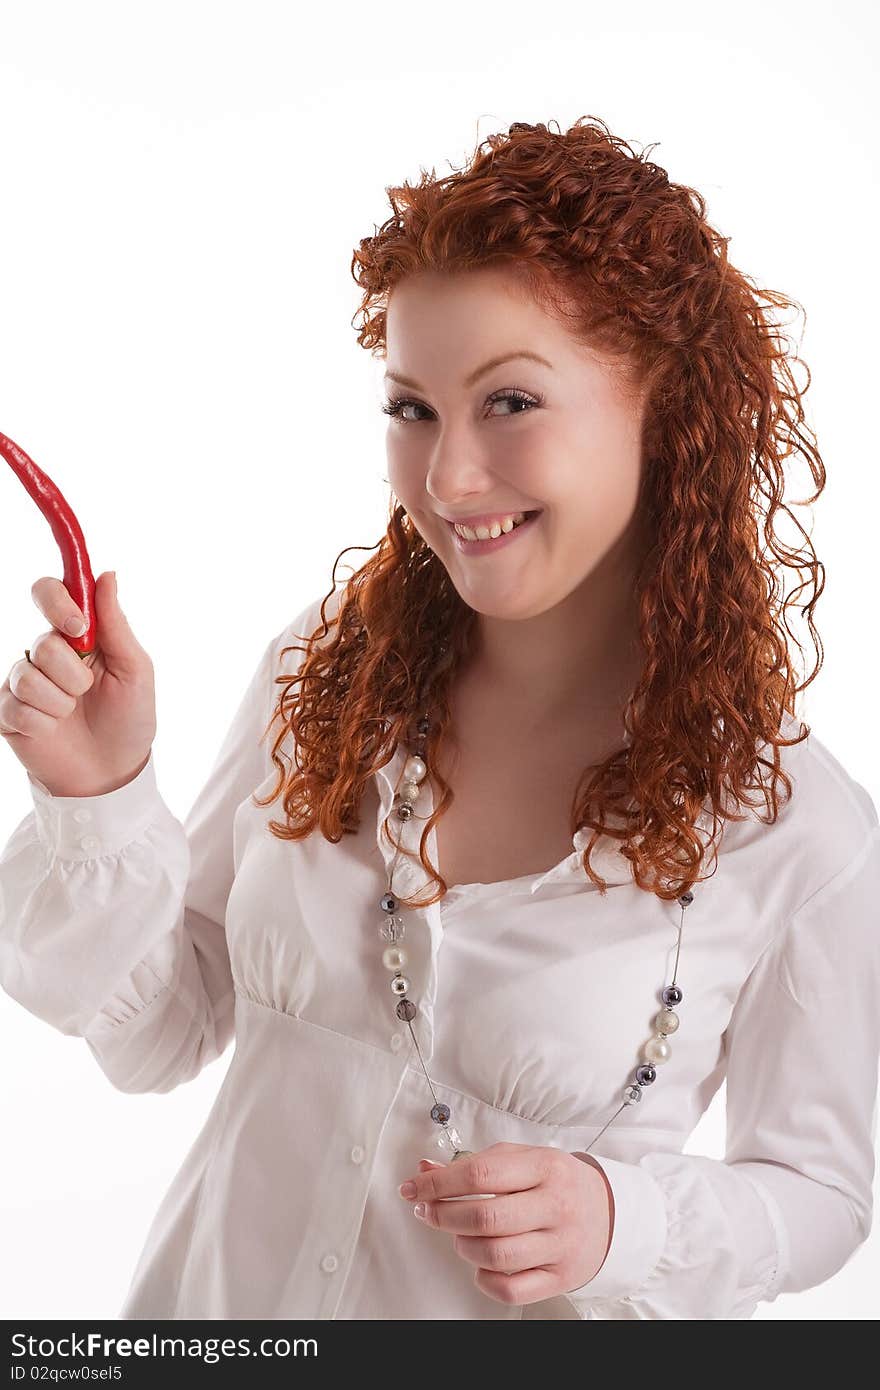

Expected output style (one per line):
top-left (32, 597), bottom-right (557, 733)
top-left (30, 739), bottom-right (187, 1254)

top-left (445, 510), bottom-right (543, 554)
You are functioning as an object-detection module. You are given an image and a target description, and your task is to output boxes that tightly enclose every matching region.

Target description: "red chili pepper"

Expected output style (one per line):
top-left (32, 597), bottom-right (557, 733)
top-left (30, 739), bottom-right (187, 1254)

top-left (0, 429), bottom-right (96, 657)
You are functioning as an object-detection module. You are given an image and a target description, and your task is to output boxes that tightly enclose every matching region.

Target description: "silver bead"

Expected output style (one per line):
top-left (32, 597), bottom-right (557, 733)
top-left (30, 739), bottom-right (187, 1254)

top-left (653, 1008), bottom-right (680, 1035)
top-left (623, 1084), bottom-right (643, 1105)
top-left (382, 945), bottom-right (407, 971)
top-left (642, 1036), bottom-right (671, 1064)
top-left (400, 780), bottom-right (421, 803)
top-left (396, 802), bottom-right (414, 822)
top-left (390, 974), bottom-right (410, 996)
top-left (403, 755), bottom-right (427, 783)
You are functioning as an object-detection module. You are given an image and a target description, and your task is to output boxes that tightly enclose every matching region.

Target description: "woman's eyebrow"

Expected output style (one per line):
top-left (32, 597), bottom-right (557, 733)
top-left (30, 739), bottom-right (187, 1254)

top-left (384, 349), bottom-right (554, 393)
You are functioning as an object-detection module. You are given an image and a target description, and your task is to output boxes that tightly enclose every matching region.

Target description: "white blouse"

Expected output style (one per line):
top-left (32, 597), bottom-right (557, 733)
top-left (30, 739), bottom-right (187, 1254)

top-left (1, 588), bottom-right (878, 1321)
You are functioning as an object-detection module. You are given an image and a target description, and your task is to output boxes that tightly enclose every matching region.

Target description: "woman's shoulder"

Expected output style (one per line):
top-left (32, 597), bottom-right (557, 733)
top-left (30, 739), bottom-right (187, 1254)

top-left (776, 707), bottom-right (878, 835)
top-left (267, 586), bottom-right (347, 670)
top-left (725, 707), bottom-right (880, 913)
top-left (285, 586), bottom-right (346, 644)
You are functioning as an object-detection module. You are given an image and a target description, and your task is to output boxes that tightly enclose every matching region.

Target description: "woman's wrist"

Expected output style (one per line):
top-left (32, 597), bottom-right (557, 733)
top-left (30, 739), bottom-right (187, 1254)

top-left (571, 1150), bottom-right (615, 1258)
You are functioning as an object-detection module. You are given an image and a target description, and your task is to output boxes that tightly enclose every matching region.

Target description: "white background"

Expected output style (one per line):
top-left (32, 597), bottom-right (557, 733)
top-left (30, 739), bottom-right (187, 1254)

top-left (0, 0), bottom-right (877, 1320)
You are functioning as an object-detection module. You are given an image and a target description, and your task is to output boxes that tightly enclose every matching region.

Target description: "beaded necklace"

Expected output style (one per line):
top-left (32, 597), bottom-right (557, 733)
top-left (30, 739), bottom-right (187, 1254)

top-left (375, 706), bottom-right (694, 1162)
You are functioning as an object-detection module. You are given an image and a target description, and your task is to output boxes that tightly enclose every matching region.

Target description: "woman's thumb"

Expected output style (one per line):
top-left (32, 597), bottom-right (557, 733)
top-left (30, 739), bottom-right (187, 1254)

top-left (94, 571), bottom-right (137, 660)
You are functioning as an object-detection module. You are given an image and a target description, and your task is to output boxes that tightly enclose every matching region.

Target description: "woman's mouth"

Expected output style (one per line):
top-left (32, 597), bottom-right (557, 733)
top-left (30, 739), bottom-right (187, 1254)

top-left (444, 510), bottom-right (543, 555)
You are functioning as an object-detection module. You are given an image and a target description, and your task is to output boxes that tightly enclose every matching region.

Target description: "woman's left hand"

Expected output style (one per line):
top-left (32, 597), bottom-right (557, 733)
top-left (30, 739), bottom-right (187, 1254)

top-left (398, 1141), bottom-right (614, 1306)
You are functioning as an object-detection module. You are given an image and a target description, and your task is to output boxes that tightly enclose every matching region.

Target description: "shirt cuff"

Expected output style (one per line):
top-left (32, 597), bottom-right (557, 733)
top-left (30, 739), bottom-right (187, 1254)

top-left (27, 750), bottom-right (164, 859)
top-left (563, 1152), bottom-right (669, 1307)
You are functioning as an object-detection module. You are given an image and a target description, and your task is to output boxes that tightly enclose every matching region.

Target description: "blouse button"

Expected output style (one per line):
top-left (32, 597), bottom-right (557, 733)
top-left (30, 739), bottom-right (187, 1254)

top-left (72, 809), bottom-right (91, 823)
top-left (390, 1033), bottom-right (403, 1051)
top-left (320, 1253), bottom-right (339, 1274)
top-left (79, 835), bottom-right (101, 852)
top-left (350, 1145), bottom-right (365, 1164)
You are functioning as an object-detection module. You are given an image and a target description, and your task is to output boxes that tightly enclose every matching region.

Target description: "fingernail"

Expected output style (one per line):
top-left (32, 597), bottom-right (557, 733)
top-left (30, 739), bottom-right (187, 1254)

top-left (398, 1181), bottom-right (417, 1199)
top-left (65, 617), bottom-right (87, 636)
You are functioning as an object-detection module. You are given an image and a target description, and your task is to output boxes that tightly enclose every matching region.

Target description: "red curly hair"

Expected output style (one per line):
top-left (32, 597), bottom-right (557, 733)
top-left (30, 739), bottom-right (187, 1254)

top-left (253, 114), bottom-right (825, 905)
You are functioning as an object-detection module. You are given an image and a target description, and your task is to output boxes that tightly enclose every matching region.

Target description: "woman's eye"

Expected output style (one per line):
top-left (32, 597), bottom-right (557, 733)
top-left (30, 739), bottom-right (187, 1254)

top-left (489, 391), bottom-right (541, 417)
top-left (381, 398), bottom-right (430, 423)
top-left (381, 389), bottom-right (544, 423)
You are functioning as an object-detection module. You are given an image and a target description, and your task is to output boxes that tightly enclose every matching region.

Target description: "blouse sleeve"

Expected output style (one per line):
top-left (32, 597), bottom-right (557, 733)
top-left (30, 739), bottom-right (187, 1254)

top-left (0, 617), bottom-right (297, 1094)
top-left (561, 820), bottom-right (880, 1319)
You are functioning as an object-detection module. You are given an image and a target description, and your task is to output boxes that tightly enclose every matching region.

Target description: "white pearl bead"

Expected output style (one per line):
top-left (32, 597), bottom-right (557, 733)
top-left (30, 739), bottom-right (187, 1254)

top-left (404, 755), bottom-right (427, 783)
top-left (654, 1008), bottom-right (680, 1035)
top-left (642, 1036), bottom-right (671, 1064)
top-left (382, 945), bottom-right (407, 972)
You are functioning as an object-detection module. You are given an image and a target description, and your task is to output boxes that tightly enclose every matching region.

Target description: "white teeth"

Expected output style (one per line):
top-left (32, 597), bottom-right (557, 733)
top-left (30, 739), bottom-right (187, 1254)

top-left (454, 511), bottom-right (527, 541)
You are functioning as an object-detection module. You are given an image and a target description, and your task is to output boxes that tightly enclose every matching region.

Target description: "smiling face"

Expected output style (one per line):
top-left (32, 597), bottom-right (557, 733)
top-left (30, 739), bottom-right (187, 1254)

top-left (382, 264), bottom-right (652, 625)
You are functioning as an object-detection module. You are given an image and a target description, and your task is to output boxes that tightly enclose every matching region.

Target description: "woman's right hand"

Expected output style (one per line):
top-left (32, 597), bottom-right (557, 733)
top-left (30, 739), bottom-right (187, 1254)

top-left (0, 571), bottom-right (157, 798)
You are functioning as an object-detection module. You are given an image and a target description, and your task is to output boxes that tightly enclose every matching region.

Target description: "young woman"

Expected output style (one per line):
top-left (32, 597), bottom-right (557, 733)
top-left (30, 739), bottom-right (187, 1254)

top-left (1, 116), bottom-right (877, 1321)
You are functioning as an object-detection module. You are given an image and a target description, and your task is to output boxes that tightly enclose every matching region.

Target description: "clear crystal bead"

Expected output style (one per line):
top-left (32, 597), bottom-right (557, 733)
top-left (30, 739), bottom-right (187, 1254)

top-left (433, 1125), bottom-right (463, 1153)
top-left (378, 915), bottom-right (406, 942)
